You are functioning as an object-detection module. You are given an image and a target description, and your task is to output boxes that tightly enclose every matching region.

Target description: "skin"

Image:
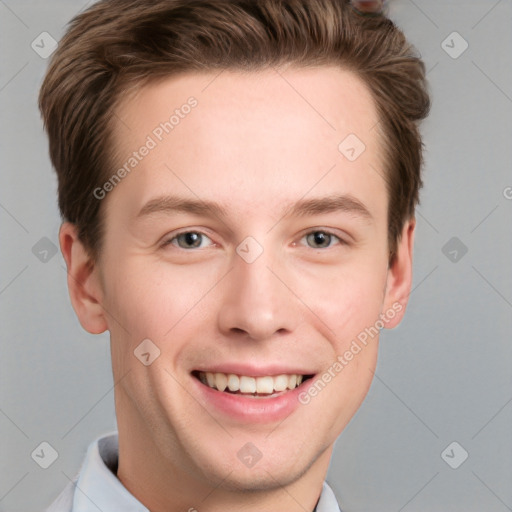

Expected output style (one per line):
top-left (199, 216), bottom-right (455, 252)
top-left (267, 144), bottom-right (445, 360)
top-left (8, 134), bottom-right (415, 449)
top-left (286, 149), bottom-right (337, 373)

top-left (60, 66), bottom-right (415, 512)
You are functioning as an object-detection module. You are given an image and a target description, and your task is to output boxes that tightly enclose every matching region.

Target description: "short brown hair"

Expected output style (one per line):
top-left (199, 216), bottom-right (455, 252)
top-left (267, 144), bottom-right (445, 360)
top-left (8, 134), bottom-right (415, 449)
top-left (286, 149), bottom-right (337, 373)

top-left (39, 0), bottom-right (430, 261)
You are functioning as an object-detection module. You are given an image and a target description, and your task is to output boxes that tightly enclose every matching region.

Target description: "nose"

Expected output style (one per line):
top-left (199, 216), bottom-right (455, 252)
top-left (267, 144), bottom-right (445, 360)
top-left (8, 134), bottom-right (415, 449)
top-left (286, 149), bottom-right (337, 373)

top-left (217, 244), bottom-right (300, 341)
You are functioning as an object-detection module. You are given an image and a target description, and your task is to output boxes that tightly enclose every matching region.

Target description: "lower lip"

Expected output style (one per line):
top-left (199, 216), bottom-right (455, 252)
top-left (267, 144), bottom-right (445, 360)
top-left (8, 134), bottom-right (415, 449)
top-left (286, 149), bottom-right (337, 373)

top-left (191, 375), bottom-right (314, 424)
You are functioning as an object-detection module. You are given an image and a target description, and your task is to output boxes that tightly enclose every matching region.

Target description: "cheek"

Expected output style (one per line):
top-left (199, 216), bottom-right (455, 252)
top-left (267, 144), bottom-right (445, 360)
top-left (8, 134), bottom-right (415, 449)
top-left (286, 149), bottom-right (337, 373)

top-left (296, 258), bottom-right (388, 346)
top-left (303, 267), bottom-right (385, 427)
top-left (104, 258), bottom-right (225, 361)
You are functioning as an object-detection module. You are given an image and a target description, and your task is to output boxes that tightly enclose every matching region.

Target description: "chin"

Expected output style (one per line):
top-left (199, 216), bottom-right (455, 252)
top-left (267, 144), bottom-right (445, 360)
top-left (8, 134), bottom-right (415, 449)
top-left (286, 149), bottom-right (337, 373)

top-left (214, 464), bottom-right (310, 493)
top-left (189, 437), bottom-right (322, 493)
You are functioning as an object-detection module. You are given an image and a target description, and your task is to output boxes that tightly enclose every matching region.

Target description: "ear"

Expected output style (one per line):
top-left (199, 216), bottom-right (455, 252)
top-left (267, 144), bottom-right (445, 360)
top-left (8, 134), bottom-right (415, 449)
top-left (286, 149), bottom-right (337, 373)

top-left (382, 218), bottom-right (416, 329)
top-left (59, 222), bottom-right (108, 334)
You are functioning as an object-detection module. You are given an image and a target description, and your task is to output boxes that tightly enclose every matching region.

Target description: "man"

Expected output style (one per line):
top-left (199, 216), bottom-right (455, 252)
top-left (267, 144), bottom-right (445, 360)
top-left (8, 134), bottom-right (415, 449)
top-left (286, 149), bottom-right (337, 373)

top-left (39, 0), bottom-right (430, 510)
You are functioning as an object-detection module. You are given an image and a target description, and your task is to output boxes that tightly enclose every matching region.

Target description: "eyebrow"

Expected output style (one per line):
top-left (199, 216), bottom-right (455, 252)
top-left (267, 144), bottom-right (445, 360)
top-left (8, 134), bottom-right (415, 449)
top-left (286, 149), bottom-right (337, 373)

top-left (137, 194), bottom-right (373, 222)
top-left (289, 194), bottom-right (373, 221)
top-left (137, 196), bottom-right (226, 218)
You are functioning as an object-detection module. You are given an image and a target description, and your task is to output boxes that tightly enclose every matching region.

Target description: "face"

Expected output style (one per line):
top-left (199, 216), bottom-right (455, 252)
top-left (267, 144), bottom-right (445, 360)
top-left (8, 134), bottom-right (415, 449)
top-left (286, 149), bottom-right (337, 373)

top-left (63, 67), bottom-right (414, 496)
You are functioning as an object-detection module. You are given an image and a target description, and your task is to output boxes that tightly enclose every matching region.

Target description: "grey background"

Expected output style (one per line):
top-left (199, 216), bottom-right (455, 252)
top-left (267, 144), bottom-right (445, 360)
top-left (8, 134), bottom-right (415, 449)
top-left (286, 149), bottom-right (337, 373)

top-left (1, 1), bottom-right (511, 511)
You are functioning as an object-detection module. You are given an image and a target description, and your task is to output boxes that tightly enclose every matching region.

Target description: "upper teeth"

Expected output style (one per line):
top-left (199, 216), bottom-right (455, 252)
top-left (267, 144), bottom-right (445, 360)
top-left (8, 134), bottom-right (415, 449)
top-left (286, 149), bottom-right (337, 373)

top-left (198, 372), bottom-right (304, 394)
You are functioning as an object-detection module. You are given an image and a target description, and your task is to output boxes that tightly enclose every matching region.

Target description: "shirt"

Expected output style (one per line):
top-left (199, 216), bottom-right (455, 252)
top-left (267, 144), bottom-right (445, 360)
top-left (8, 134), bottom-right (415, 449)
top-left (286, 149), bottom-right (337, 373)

top-left (45, 431), bottom-right (342, 512)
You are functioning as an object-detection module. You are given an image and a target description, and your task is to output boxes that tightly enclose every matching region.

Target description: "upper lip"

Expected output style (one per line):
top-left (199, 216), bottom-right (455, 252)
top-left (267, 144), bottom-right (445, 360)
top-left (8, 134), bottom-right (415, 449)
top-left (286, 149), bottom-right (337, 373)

top-left (192, 363), bottom-right (315, 378)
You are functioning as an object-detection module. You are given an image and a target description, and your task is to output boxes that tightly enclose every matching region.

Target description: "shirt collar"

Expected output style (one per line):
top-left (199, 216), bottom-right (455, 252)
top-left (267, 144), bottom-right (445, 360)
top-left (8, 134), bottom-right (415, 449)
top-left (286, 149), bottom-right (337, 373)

top-left (316, 481), bottom-right (342, 512)
top-left (72, 431), bottom-right (148, 512)
top-left (72, 432), bottom-right (340, 512)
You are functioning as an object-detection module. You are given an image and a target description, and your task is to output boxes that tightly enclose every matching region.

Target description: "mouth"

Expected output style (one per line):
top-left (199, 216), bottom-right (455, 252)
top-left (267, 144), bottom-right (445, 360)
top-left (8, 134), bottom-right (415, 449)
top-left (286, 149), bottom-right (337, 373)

top-left (192, 370), bottom-right (314, 399)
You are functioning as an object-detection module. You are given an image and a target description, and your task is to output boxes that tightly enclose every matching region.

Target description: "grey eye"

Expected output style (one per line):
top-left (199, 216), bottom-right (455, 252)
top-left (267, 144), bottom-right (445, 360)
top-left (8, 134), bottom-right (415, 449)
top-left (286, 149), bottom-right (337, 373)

top-left (306, 231), bottom-right (334, 248)
top-left (175, 232), bottom-right (204, 248)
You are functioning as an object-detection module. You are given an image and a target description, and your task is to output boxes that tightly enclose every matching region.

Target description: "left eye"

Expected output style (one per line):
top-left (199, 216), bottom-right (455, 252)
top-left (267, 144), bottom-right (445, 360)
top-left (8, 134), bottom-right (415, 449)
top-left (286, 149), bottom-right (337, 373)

top-left (302, 231), bottom-right (341, 249)
top-left (166, 231), bottom-right (213, 249)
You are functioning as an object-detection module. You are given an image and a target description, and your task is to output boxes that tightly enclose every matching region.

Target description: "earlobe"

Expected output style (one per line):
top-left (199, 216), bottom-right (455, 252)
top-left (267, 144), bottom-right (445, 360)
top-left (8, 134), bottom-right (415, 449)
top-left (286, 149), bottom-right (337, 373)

top-left (382, 219), bottom-right (416, 329)
top-left (59, 223), bottom-right (108, 334)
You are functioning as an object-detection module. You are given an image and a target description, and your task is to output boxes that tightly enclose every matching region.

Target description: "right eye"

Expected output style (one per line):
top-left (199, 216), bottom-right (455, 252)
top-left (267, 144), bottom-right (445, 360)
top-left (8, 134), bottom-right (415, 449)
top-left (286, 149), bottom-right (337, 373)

top-left (161, 231), bottom-right (214, 250)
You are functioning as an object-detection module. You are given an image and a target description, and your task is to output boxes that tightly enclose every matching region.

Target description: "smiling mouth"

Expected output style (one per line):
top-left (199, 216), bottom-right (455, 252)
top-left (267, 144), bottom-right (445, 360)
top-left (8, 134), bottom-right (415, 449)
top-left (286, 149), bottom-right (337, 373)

top-left (192, 371), bottom-right (314, 397)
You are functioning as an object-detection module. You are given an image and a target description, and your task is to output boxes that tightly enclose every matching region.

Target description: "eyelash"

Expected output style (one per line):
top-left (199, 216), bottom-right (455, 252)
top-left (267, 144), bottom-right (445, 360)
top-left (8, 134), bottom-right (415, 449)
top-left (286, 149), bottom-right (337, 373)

top-left (161, 228), bottom-right (347, 250)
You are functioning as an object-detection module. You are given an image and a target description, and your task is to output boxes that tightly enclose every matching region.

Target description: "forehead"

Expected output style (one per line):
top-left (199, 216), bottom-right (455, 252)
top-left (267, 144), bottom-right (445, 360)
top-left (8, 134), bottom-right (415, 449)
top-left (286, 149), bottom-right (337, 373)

top-left (109, 67), bottom-right (386, 219)
top-left (115, 66), bottom-right (380, 145)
